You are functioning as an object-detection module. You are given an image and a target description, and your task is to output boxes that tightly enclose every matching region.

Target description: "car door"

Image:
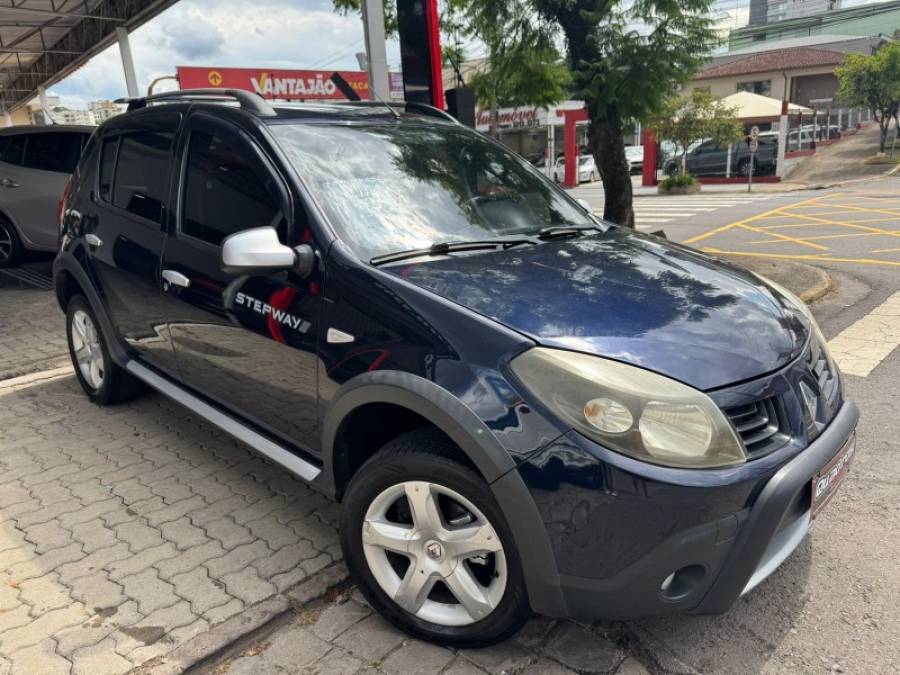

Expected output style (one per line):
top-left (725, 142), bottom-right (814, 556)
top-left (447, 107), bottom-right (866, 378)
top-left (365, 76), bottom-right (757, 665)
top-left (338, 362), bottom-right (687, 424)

top-left (160, 114), bottom-right (324, 453)
top-left (7, 131), bottom-right (88, 250)
top-left (87, 111), bottom-right (182, 376)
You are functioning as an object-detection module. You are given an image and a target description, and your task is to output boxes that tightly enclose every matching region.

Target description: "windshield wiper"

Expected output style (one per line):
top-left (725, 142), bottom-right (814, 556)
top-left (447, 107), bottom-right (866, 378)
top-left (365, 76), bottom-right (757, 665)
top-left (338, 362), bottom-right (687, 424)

top-left (536, 225), bottom-right (603, 241)
top-left (370, 236), bottom-right (536, 266)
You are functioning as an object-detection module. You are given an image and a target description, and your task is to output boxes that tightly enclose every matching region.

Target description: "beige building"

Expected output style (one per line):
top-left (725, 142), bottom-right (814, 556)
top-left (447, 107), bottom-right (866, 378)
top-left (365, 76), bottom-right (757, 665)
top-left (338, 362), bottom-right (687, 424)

top-left (690, 47), bottom-right (847, 108)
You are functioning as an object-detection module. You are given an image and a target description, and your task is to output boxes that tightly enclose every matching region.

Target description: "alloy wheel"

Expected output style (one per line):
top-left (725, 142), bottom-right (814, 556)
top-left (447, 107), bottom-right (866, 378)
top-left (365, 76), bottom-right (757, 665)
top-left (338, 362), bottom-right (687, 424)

top-left (71, 309), bottom-right (105, 390)
top-left (362, 480), bottom-right (507, 626)
top-left (0, 225), bottom-right (11, 263)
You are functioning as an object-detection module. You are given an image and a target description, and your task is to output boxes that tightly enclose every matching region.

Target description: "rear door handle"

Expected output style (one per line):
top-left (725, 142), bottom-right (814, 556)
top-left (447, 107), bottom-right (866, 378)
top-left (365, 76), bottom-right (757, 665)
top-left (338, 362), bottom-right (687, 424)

top-left (162, 269), bottom-right (191, 290)
top-left (84, 233), bottom-right (102, 249)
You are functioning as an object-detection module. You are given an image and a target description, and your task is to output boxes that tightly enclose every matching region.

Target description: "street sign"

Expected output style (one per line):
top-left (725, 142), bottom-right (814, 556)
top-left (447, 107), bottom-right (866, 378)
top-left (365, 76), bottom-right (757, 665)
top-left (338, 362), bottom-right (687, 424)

top-left (750, 125), bottom-right (760, 139)
top-left (749, 138), bottom-right (759, 153)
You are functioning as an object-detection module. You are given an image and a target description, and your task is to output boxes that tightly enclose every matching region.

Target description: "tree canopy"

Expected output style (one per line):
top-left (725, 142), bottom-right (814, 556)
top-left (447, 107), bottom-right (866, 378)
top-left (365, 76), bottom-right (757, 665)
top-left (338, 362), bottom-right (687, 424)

top-left (836, 42), bottom-right (900, 154)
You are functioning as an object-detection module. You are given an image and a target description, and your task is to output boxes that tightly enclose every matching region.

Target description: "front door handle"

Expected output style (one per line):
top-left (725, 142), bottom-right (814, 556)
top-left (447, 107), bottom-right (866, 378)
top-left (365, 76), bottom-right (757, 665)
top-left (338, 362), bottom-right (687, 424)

top-left (84, 233), bottom-right (102, 249)
top-left (162, 269), bottom-right (191, 290)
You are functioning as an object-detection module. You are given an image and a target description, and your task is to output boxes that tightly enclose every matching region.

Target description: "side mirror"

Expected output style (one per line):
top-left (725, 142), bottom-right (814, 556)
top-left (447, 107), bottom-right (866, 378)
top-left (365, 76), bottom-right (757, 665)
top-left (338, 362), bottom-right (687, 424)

top-left (221, 227), bottom-right (315, 278)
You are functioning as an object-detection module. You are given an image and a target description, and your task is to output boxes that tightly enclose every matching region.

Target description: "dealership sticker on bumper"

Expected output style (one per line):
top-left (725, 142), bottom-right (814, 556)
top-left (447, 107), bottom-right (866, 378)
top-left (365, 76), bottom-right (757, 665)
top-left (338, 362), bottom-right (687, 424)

top-left (811, 432), bottom-right (856, 518)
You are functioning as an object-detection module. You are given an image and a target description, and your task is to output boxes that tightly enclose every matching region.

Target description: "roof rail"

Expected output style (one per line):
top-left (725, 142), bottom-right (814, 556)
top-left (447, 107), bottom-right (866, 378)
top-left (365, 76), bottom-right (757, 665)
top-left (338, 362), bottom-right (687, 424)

top-left (114, 89), bottom-right (277, 117)
top-left (339, 100), bottom-right (460, 124)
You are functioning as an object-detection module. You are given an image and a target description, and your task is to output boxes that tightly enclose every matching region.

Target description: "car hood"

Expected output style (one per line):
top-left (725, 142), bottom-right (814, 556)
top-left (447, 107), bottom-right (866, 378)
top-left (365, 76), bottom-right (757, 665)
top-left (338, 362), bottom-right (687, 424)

top-left (386, 230), bottom-right (809, 390)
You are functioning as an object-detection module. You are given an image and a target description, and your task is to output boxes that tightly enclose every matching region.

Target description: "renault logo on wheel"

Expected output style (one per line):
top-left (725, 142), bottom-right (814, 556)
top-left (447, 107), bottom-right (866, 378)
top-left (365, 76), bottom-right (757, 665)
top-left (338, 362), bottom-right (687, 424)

top-left (425, 541), bottom-right (443, 560)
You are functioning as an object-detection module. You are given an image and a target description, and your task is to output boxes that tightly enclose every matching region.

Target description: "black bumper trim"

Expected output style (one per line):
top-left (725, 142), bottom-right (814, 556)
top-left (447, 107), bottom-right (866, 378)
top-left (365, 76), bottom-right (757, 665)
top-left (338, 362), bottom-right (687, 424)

top-left (692, 399), bottom-right (859, 614)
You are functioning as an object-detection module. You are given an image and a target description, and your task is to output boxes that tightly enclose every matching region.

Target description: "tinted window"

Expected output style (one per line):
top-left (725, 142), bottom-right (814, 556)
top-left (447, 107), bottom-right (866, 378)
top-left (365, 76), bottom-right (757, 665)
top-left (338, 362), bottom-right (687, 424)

top-left (23, 132), bottom-right (85, 173)
top-left (1, 135), bottom-right (26, 166)
top-left (182, 130), bottom-right (283, 246)
top-left (99, 138), bottom-right (118, 202)
top-left (112, 130), bottom-right (174, 223)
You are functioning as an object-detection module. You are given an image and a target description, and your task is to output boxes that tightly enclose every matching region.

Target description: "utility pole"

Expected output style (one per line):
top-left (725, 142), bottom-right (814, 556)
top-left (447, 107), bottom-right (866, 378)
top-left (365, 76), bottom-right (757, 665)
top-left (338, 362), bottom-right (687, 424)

top-left (361, 0), bottom-right (390, 101)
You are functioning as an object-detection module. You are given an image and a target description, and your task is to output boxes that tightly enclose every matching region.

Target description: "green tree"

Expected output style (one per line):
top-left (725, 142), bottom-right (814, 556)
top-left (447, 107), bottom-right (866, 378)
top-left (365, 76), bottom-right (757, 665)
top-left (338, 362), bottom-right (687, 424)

top-left (334, 1), bottom-right (569, 139)
top-left (529, 0), bottom-right (719, 226)
top-left (464, 2), bottom-right (570, 137)
top-left (836, 42), bottom-right (900, 154)
top-left (650, 90), bottom-right (743, 176)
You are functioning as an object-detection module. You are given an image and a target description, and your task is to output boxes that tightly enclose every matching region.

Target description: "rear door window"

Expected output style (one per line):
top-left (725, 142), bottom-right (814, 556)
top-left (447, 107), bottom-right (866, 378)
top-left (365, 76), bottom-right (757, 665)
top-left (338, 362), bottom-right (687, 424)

top-left (112, 130), bottom-right (174, 223)
top-left (23, 132), bottom-right (85, 173)
top-left (1, 135), bottom-right (27, 166)
top-left (181, 128), bottom-right (285, 246)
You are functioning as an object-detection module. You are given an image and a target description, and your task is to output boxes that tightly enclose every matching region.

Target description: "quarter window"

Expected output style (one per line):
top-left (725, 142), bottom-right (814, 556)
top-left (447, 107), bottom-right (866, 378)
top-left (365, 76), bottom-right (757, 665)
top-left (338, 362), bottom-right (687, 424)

top-left (181, 130), bottom-right (284, 246)
top-left (23, 133), bottom-right (85, 173)
top-left (112, 130), bottom-right (174, 223)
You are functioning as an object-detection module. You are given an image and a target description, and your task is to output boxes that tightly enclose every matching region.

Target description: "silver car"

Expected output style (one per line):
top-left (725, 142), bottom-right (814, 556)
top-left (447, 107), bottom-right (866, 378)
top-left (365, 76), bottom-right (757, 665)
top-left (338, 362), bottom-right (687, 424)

top-left (0, 125), bottom-right (93, 267)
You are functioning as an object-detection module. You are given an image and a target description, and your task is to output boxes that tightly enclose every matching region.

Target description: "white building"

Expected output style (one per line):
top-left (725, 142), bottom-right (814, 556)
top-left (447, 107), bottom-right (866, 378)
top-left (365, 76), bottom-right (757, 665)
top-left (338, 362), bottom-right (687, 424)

top-left (88, 99), bottom-right (122, 123)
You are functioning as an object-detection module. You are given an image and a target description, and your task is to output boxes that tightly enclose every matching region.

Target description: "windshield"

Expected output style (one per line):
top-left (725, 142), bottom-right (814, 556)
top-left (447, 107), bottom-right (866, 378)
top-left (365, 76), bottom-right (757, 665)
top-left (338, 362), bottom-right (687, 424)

top-left (271, 122), bottom-right (592, 261)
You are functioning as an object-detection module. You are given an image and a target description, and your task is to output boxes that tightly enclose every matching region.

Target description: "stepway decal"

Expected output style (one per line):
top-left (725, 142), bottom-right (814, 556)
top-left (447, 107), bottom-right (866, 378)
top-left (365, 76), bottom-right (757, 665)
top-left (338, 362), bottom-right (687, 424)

top-left (234, 292), bottom-right (311, 333)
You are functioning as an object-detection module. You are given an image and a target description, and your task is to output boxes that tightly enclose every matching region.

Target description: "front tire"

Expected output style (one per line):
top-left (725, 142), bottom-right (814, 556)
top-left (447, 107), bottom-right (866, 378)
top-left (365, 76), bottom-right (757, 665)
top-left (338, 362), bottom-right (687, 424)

top-left (66, 295), bottom-right (143, 405)
top-left (340, 430), bottom-right (531, 647)
top-left (0, 217), bottom-right (23, 268)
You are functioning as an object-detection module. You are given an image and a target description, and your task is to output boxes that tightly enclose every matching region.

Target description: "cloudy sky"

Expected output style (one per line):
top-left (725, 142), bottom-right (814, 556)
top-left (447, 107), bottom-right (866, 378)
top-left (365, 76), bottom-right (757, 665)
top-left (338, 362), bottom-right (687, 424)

top-left (50, 0), bottom-right (403, 109)
top-left (48, 0), bottom-right (894, 109)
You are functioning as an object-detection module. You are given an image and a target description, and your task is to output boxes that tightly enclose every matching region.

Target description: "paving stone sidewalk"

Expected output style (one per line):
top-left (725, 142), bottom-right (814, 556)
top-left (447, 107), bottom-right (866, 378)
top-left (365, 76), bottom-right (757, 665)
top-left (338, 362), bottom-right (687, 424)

top-left (0, 375), bottom-right (343, 675)
top-left (0, 281), bottom-right (69, 379)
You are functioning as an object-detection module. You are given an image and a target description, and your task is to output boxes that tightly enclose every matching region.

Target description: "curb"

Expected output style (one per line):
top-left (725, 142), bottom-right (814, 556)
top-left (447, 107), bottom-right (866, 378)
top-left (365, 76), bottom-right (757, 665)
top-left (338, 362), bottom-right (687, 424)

top-left (135, 562), bottom-right (349, 675)
top-left (799, 267), bottom-right (836, 305)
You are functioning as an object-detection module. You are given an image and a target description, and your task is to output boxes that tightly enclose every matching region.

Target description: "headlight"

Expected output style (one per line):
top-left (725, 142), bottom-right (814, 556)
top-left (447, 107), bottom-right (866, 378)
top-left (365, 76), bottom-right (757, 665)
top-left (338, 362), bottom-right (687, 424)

top-left (510, 348), bottom-right (746, 469)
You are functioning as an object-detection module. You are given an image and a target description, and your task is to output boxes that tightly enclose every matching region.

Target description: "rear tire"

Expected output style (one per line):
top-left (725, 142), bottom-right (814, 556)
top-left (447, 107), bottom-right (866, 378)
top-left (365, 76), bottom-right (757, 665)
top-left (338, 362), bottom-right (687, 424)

top-left (66, 295), bottom-right (143, 405)
top-left (0, 217), bottom-right (23, 268)
top-left (340, 430), bottom-right (531, 647)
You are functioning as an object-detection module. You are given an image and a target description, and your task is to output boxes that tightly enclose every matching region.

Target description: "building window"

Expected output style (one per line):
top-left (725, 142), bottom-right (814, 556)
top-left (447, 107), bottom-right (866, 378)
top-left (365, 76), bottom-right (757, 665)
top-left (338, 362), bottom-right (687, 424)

top-left (737, 80), bottom-right (772, 96)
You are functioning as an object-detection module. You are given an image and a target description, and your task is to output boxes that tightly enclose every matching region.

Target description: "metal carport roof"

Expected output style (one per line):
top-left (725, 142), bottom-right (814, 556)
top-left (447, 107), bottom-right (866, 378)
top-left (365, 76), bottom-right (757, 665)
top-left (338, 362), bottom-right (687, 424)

top-left (0, 0), bottom-right (178, 113)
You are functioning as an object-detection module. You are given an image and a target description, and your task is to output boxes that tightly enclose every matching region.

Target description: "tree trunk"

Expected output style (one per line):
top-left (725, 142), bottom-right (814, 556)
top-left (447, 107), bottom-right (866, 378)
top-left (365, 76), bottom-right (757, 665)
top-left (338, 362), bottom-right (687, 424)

top-left (589, 114), bottom-right (634, 228)
top-left (878, 113), bottom-right (889, 153)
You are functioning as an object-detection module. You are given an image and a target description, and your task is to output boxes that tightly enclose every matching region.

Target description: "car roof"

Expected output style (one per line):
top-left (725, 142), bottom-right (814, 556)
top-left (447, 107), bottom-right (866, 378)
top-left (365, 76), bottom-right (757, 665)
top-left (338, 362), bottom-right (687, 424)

top-left (0, 124), bottom-right (94, 135)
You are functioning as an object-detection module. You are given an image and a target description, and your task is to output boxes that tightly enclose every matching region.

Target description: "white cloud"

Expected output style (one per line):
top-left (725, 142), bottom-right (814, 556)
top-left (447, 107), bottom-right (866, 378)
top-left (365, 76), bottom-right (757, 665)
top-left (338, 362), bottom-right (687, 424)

top-left (49, 0), bottom-right (400, 109)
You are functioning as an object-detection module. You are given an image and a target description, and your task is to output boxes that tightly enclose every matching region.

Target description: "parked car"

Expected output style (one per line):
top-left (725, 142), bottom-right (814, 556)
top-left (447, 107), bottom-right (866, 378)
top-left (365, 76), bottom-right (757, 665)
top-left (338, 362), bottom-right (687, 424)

top-left (55, 90), bottom-right (858, 647)
top-left (664, 136), bottom-right (777, 177)
top-left (0, 125), bottom-right (93, 267)
top-left (625, 145), bottom-right (643, 173)
top-left (552, 154), bottom-right (599, 183)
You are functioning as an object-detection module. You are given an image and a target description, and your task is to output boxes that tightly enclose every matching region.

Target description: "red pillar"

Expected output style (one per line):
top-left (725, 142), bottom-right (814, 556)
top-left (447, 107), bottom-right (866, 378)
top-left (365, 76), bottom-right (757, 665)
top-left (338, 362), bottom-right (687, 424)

top-left (425, 0), bottom-right (443, 109)
top-left (641, 128), bottom-right (658, 187)
top-left (562, 108), bottom-right (587, 188)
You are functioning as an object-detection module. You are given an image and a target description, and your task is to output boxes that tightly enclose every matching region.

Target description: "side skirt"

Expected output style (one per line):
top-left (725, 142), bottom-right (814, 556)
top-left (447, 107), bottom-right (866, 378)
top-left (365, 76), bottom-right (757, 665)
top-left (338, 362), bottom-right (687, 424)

top-left (126, 361), bottom-right (322, 483)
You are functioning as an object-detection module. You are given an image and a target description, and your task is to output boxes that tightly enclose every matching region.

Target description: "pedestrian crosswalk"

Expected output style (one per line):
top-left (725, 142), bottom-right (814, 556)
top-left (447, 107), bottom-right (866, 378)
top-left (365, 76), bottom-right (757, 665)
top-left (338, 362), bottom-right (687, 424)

top-left (582, 194), bottom-right (776, 230)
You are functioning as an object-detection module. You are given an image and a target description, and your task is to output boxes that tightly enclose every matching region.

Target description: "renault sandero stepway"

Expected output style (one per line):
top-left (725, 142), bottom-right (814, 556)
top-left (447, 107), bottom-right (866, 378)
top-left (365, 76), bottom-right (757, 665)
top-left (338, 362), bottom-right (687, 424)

top-left (54, 89), bottom-right (859, 647)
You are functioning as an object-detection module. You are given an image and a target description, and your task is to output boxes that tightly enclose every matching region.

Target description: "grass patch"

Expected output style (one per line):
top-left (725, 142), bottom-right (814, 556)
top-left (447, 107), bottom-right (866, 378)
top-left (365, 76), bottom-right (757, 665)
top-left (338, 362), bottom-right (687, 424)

top-left (659, 173), bottom-right (698, 189)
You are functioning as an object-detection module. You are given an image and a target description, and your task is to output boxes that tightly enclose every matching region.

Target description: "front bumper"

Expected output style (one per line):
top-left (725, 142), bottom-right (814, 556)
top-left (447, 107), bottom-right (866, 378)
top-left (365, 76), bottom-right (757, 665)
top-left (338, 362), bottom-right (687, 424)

top-left (518, 400), bottom-right (859, 621)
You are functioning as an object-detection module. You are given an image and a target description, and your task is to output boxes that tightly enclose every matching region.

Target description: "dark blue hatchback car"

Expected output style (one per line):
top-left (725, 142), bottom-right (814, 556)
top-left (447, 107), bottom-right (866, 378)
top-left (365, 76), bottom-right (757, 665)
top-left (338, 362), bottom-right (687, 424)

top-left (55, 90), bottom-right (858, 647)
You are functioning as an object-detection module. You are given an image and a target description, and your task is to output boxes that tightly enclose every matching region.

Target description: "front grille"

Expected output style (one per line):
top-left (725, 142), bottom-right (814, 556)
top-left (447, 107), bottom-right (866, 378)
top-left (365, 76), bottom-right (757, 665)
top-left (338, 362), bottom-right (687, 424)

top-left (725, 396), bottom-right (790, 458)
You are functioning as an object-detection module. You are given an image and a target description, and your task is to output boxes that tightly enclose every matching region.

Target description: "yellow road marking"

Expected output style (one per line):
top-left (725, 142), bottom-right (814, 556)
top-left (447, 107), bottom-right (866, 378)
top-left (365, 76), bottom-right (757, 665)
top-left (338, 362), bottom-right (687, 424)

top-left (682, 193), bottom-right (832, 245)
top-left (824, 203), bottom-right (900, 218)
top-left (768, 210), bottom-right (900, 238)
top-left (700, 249), bottom-right (900, 268)
top-left (736, 222), bottom-right (830, 250)
top-left (872, 246), bottom-right (900, 253)
top-left (750, 232), bottom-right (881, 245)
